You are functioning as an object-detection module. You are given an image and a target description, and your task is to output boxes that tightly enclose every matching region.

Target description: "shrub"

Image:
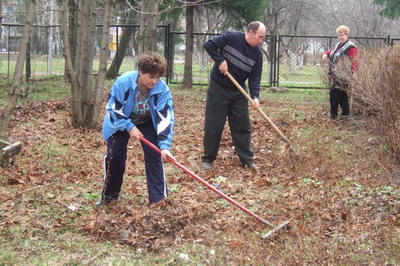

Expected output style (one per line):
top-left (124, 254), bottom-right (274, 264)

top-left (352, 45), bottom-right (400, 161)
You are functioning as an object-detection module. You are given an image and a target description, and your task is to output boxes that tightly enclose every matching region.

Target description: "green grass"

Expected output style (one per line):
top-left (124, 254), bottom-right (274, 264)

top-left (0, 192), bottom-right (227, 265)
top-left (1, 53), bottom-right (327, 89)
top-left (156, 61), bottom-right (326, 88)
top-left (0, 77), bottom-right (115, 109)
top-left (278, 65), bottom-right (326, 88)
top-left (0, 55), bottom-right (137, 82)
top-left (0, 227), bottom-right (172, 265)
top-left (263, 88), bottom-right (328, 102)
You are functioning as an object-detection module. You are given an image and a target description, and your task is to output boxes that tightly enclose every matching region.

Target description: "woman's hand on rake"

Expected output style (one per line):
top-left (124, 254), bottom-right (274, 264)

top-left (129, 126), bottom-right (143, 141)
top-left (161, 149), bottom-right (175, 162)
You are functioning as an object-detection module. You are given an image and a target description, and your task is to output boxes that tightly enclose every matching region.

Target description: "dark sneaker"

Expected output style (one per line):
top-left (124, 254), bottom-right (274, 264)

top-left (248, 164), bottom-right (259, 176)
top-left (96, 199), bottom-right (117, 206)
top-left (338, 115), bottom-right (350, 121)
top-left (201, 162), bottom-right (212, 170)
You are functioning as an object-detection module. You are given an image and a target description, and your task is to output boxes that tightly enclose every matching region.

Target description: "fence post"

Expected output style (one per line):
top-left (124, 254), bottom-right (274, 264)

top-left (7, 25), bottom-right (10, 81)
top-left (276, 35), bottom-right (280, 87)
top-left (268, 35), bottom-right (275, 87)
top-left (26, 36), bottom-right (31, 82)
top-left (167, 28), bottom-right (173, 84)
top-left (48, 0), bottom-right (54, 75)
top-left (164, 24), bottom-right (169, 70)
top-left (268, 34), bottom-right (279, 87)
top-left (116, 26), bottom-right (119, 76)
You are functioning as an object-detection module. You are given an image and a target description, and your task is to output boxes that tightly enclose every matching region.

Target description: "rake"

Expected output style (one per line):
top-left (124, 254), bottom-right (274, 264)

top-left (226, 72), bottom-right (291, 144)
top-left (140, 136), bottom-right (290, 239)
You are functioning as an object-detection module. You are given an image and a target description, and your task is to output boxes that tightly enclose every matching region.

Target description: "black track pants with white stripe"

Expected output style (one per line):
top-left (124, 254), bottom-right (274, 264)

top-left (102, 121), bottom-right (167, 204)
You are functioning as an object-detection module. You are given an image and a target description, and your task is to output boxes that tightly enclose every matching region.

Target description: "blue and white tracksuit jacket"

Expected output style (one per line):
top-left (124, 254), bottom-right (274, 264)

top-left (102, 71), bottom-right (174, 150)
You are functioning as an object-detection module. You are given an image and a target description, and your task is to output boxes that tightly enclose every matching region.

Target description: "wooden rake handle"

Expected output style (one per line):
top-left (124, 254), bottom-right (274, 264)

top-left (226, 72), bottom-right (291, 144)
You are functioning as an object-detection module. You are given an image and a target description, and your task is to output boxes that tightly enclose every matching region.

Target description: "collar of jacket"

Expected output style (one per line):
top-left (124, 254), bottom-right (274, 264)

top-left (330, 40), bottom-right (356, 64)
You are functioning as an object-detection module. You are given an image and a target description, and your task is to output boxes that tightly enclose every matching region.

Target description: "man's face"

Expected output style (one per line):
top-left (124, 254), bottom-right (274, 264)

top-left (247, 27), bottom-right (266, 47)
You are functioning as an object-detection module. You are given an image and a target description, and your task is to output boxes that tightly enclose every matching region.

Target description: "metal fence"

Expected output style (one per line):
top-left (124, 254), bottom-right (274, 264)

top-left (274, 35), bottom-right (388, 88)
top-left (0, 23), bottom-right (396, 88)
top-left (0, 24), bottom-right (168, 83)
top-left (391, 38), bottom-right (400, 46)
top-left (0, 24), bottom-right (63, 79)
top-left (167, 33), bottom-right (391, 88)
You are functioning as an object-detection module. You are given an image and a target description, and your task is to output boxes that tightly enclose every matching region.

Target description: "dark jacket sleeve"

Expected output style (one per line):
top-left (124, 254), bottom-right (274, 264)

top-left (203, 33), bottom-right (229, 66)
top-left (248, 52), bottom-right (263, 99)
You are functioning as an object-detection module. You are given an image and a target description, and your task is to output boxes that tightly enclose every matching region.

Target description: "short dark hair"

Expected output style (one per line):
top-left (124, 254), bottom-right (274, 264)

top-left (137, 52), bottom-right (167, 77)
top-left (246, 21), bottom-right (262, 33)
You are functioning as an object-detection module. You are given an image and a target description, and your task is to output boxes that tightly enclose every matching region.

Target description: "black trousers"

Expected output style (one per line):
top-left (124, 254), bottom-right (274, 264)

top-left (102, 121), bottom-right (167, 204)
top-left (329, 81), bottom-right (350, 119)
top-left (202, 79), bottom-right (253, 166)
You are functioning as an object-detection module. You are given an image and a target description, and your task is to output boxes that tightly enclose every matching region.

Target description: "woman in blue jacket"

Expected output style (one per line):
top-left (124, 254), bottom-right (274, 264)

top-left (101, 52), bottom-right (174, 204)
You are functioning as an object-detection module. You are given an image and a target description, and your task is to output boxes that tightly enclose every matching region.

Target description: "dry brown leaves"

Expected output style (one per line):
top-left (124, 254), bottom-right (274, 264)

top-left (1, 88), bottom-right (399, 262)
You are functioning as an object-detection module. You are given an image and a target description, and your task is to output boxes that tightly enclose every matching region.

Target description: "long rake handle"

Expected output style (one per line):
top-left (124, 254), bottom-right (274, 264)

top-left (140, 136), bottom-right (276, 228)
top-left (226, 72), bottom-right (291, 144)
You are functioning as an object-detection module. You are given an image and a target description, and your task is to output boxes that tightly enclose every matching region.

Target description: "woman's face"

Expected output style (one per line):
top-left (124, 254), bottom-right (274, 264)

top-left (337, 31), bottom-right (349, 44)
top-left (138, 70), bottom-right (160, 90)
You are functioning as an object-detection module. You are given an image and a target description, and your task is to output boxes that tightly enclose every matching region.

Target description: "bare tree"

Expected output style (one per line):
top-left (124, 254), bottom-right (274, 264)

top-left (181, 0), bottom-right (250, 88)
top-left (262, 0), bottom-right (323, 75)
top-left (193, 6), bottom-right (216, 72)
top-left (68, 0), bottom-right (78, 70)
top-left (263, 0), bottom-right (323, 35)
top-left (159, 1), bottom-right (184, 80)
top-left (0, 0), bottom-right (3, 40)
top-left (181, 3), bottom-right (194, 89)
top-left (91, 0), bottom-right (113, 127)
top-left (138, 0), bottom-right (160, 53)
top-left (0, 0), bottom-right (37, 139)
top-left (316, 0), bottom-right (395, 37)
top-left (106, 12), bottom-right (138, 79)
top-left (62, 0), bottom-right (112, 128)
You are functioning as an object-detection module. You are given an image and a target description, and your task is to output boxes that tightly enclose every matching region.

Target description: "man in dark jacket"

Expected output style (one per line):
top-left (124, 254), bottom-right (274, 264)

top-left (201, 21), bottom-right (266, 175)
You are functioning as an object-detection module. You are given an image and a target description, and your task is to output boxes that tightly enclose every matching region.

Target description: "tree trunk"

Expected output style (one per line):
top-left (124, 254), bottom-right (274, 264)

top-left (168, 15), bottom-right (181, 80)
top-left (77, 1), bottom-right (97, 125)
top-left (62, 0), bottom-right (112, 128)
top-left (182, 5), bottom-right (194, 89)
top-left (0, 0), bottom-right (3, 41)
top-left (22, 37), bottom-right (31, 97)
top-left (0, 0), bottom-right (37, 139)
top-left (106, 24), bottom-right (136, 79)
top-left (138, 0), bottom-right (146, 54)
top-left (90, 0), bottom-right (112, 128)
top-left (26, 37), bottom-right (31, 83)
top-left (63, 0), bottom-right (78, 80)
top-left (138, 0), bottom-right (160, 54)
top-left (62, 0), bottom-right (82, 124)
top-left (145, 0), bottom-right (159, 52)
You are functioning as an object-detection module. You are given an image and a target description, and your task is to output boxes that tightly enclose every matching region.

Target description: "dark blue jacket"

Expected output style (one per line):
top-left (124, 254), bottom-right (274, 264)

top-left (204, 31), bottom-right (263, 98)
